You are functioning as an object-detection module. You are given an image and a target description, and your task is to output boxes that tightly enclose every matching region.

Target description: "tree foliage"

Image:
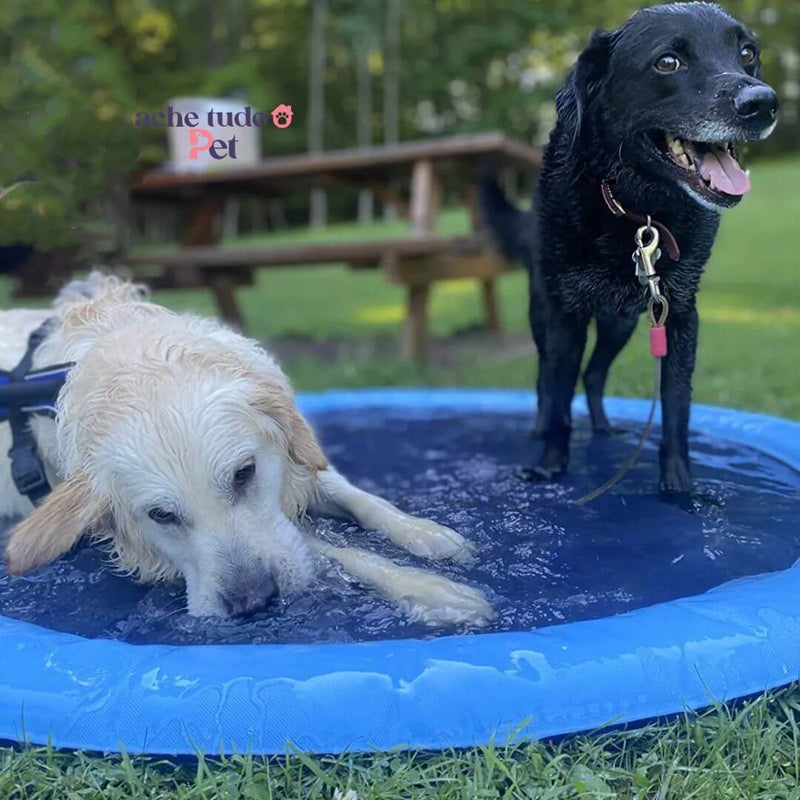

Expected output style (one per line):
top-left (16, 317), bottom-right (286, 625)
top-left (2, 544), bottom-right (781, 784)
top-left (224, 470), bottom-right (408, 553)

top-left (1, 0), bottom-right (797, 249)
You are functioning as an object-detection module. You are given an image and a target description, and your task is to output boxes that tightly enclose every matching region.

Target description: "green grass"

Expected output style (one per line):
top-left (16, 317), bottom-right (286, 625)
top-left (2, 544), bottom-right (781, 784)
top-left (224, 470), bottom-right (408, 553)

top-left (4, 689), bottom-right (800, 798)
top-left (2, 158), bottom-right (800, 794)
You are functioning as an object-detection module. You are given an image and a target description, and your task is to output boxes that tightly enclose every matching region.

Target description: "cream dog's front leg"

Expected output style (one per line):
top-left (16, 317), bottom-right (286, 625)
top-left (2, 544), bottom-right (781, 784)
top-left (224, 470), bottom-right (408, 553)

top-left (306, 535), bottom-right (493, 627)
top-left (313, 468), bottom-right (475, 562)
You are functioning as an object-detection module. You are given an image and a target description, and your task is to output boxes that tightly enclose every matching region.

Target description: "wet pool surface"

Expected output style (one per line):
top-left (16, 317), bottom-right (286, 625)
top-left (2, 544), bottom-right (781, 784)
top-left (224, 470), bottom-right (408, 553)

top-left (1, 407), bottom-right (799, 645)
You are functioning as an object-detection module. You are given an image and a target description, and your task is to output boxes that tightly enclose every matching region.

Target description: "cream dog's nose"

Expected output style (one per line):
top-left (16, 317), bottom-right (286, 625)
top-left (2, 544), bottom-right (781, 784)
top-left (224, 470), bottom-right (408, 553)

top-left (218, 572), bottom-right (277, 617)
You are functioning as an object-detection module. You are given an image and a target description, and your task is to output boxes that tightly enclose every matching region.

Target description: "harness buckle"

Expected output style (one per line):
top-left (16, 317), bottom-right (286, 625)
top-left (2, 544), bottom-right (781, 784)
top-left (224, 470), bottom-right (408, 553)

top-left (8, 442), bottom-right (49, 501)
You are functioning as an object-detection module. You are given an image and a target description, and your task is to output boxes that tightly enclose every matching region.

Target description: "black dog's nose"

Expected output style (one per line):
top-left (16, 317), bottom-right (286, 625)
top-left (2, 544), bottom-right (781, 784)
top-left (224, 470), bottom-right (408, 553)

top-left (219, 573), bottom-right (278, 617)
top-left (734, 84), bottom-right (779, 123)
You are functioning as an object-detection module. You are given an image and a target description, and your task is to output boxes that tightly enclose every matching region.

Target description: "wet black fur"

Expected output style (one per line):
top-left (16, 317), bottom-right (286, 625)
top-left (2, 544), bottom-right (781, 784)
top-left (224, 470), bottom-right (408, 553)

top-left (482, 2), bottom-right (777, 493)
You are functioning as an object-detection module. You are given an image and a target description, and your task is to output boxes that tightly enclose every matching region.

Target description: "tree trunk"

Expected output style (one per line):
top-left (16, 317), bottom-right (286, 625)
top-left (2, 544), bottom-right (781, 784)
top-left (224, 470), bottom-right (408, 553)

top-left (308, 0), bottom-right (328, 227)
top-left (356, 38), bottom-right (374, 224)
top-left (382, 0), bottom-right (401, 221)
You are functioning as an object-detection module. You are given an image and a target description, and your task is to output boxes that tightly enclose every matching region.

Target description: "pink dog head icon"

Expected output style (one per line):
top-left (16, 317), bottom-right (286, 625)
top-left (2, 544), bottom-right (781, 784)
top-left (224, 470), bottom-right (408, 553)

top-left (271, 104), bottom-right (293, 129)
top-left (188, 129), bottom-right (214, 159)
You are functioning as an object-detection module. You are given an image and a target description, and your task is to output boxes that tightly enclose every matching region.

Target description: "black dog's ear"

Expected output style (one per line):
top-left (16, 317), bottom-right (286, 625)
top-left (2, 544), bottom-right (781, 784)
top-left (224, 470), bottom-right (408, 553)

top-left (556, 29), bottom-right (615, 147)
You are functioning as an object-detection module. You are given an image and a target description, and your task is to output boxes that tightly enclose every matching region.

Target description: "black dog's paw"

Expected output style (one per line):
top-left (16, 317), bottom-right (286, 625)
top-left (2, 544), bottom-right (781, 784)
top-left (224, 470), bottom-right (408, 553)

top-left (659, 456), bottom-right (693, 494)
top-left (522, 445), bottom-right (568, 483)
top-left (521, 464), bottom-right (565, 483)
top-left (592, 424), bottom-right (630, 437)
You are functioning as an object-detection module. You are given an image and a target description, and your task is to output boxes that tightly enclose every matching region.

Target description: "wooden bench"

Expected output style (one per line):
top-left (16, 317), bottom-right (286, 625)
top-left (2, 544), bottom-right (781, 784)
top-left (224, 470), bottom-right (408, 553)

top-left (126, 234), bottom-right (511, 359)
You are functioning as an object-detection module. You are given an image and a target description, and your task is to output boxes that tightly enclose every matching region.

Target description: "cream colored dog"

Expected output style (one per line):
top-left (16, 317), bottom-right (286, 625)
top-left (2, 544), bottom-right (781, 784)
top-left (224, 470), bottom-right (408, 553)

top-left (1, 275), bottom-right (492, 626)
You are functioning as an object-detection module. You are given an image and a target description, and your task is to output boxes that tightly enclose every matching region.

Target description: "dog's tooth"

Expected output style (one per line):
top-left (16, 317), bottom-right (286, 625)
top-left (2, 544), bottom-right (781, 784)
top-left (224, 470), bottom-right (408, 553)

top-left (668, 136), bottom-right (685, 157)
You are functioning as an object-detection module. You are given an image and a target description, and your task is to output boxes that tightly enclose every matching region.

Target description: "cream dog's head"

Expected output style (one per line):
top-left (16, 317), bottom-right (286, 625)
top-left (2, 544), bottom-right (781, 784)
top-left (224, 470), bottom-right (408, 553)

top-left (5, 283), bottom-right (327, 617)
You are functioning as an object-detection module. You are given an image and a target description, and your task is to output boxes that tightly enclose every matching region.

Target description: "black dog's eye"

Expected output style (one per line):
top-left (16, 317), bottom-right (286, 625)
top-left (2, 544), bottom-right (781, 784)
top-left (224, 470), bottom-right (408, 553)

top-left (654, 53), bottom-right (682, 73)
top-left (740, 44), bottom-right (756, 67)
top-left (148, 508), bottom-right (179, 526)
top-left (233, 462), bottom-right (256, 492)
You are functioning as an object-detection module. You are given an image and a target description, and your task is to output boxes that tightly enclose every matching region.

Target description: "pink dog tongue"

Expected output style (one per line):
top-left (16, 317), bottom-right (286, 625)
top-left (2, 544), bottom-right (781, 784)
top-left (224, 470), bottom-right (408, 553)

top-left (699, 149), bottom-right (751, 196)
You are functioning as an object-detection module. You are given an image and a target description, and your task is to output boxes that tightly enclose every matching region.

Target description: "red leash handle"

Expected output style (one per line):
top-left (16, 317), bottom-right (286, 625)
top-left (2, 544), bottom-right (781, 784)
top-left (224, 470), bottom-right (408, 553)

top-left (650, 325), bottom-right (667, 358)
top-left (648, 296), bottom-right (669, 358)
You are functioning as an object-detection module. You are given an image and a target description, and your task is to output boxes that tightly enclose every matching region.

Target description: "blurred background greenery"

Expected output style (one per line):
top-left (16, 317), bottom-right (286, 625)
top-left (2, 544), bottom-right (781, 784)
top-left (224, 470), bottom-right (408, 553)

top-left (1, 0), bottom-right (798, 249)
top-left (0, 0), bottom-right (797, 416)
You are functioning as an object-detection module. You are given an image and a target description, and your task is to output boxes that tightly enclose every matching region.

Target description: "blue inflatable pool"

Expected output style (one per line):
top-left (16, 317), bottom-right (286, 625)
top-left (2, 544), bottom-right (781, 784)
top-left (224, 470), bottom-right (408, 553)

top-left (1, 389), bottom-right (799, 755)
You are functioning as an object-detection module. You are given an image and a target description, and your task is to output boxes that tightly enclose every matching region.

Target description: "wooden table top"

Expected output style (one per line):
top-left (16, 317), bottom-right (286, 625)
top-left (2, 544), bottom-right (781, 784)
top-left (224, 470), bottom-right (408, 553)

top-left (132, 132), bottom-right (542, 200)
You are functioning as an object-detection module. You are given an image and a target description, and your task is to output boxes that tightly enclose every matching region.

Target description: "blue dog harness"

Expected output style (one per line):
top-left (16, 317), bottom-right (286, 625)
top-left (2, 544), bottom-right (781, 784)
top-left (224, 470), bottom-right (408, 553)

top-left (0, 319), bottom-right (73, 504)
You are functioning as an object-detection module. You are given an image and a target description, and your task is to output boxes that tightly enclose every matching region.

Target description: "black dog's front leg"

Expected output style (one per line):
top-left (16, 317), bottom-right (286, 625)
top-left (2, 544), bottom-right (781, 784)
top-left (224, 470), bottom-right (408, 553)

top-left (583, 314), bottom-right (638, 432)
top-left (533, 311), bottom-right (589, 479)
top-left (659, 306), bottom-right (698, 493)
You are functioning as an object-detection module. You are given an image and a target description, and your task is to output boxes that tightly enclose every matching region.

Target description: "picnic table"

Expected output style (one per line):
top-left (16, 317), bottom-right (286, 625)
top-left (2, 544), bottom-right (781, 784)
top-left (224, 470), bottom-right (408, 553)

top-left (127, 132), bottom-right (542, 360)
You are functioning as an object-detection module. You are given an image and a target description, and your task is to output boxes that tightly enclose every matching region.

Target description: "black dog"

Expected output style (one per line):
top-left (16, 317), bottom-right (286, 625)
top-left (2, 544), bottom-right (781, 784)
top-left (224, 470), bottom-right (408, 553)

top-left (483, 2), bottom-right (778, 493)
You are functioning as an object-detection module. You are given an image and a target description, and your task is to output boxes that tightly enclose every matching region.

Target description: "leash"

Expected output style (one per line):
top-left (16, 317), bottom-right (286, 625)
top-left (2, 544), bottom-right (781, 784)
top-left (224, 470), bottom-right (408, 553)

top-left (574, 359), bottom-right (662, 505)
top-left (575, 185), bottom-right (674, 505)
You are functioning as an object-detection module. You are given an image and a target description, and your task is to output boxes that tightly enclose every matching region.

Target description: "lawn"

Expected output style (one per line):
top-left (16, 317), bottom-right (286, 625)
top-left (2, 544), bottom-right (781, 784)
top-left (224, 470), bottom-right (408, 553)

top-left (1, 157), bottom-right (800, 797)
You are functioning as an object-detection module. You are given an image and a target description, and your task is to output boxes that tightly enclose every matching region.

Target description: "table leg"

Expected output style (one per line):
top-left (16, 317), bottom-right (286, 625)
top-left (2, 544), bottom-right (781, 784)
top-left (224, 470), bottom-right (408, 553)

top-left (183, 195), bottom-right (248, 331)
top-left (409, 159), bottom-right (440, 236)
top-left (400, 159), bottom-right (441, 362)
top-left (463, 181), bottom-right (483, 232)
top-left (182, 196), bottom-right (223, 246)
top-left (464, 181), bottom-right (504, 335)
top-left (209, 275), bottom-right (245, 330)
top-left (481, 278), bottom-right (501, 334)
top-left (403, 283), bottom-right (430, 362)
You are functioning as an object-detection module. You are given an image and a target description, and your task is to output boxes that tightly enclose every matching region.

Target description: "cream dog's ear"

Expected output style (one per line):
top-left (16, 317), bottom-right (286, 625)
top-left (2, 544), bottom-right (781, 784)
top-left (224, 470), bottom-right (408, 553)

top-left (4, 473), bottom-right (109, 575)
top-left (286, 410), bottom-right (328, 471)
top-left (254, 383), bottom-right (328, 471)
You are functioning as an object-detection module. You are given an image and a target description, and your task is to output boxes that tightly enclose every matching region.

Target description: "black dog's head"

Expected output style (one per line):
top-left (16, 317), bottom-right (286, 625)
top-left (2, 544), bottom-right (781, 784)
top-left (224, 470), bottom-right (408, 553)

top-left (558, 2), bottom-right (778, 210)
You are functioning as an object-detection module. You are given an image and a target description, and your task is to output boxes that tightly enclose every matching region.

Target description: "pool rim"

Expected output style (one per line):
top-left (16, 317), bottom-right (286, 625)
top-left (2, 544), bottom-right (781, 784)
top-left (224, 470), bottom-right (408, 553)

top-left (1, 388), bottom-right (798, 756)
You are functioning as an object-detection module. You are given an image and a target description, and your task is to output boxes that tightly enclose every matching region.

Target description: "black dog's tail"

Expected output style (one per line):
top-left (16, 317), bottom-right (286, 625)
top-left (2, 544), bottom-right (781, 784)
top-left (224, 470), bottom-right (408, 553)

top-left (479, 175), bottom-right (536, 267)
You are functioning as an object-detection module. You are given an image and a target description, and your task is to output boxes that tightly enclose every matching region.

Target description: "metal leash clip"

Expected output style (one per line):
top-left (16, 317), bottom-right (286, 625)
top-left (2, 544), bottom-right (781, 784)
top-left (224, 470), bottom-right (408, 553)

top-left (632, 218), bottom-right (670, 358)
top-left (632, 217), bottom-right (663, 299)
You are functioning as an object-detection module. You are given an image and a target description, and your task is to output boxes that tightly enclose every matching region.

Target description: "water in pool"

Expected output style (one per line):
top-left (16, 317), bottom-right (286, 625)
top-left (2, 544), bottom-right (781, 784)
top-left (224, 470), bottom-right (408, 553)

top-left (1, 407), bottom-right (799, 645)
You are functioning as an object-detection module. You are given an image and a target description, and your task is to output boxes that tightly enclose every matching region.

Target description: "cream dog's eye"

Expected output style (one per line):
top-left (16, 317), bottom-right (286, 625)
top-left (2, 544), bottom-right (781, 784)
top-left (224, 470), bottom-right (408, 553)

top-left (148, 508), bottom-right (179, 526)
top-left (233, 462), bottom-right (256, 492)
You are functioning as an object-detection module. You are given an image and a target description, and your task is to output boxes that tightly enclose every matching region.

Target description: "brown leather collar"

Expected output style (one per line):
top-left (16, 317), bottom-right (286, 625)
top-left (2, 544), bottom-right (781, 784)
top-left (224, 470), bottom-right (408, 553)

top-left (601, 180), bottom-right (681, 261)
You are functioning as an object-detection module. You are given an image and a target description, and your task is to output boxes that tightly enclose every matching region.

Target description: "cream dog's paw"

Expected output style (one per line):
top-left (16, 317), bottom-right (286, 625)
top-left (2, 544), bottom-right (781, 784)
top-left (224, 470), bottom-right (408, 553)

top-left (309, 539), bottom-right (492, 627)
top-left (403, 575), bottom-right (494, 628)
top-left (375, 502), bottom-right (476, 563)
top-left (405, 518), bottom-right (477, 564)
